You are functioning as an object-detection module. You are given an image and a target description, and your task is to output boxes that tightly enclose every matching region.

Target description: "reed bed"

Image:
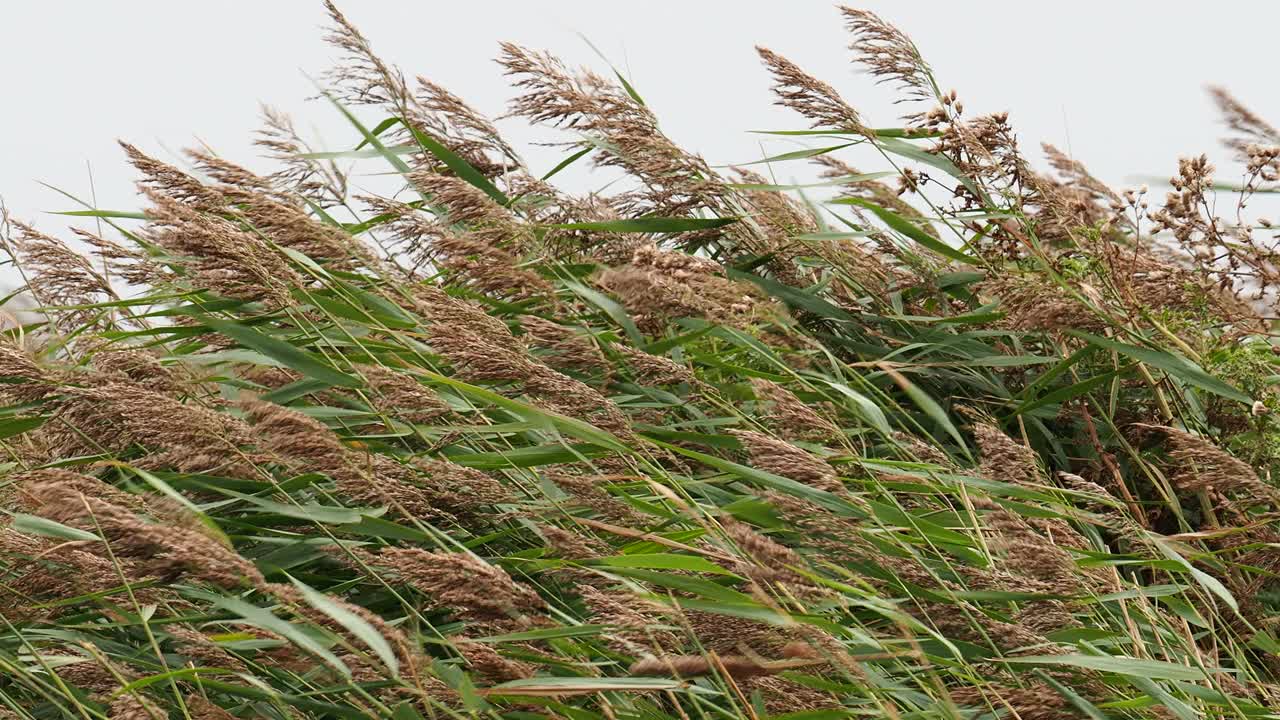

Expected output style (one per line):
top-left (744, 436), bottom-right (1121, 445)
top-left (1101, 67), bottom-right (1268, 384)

top-left (2, 4), bottom-right (1280, 718)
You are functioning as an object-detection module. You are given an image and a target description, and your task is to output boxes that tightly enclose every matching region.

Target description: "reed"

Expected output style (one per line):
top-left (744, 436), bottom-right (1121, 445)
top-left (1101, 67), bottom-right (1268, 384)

top-left (2, 4), bottom-right (1280, 718)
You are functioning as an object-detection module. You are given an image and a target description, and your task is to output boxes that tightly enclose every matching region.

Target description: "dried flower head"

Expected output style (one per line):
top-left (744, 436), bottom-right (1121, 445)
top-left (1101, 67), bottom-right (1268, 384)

top-left (266, 580), bottom-right (422, 680)
top-left (108, 692), bottom-right (165, 720)
top-left (616, 344), bottom-right (700, 387)
top-left (629, 653), bottom-right (772, 679)
top-left (119, 141), bottom-right (225, 210)
top-left (733, 430), bottom-right (840, 492)
top-left (241, 398), bottom-right (486, 521)
top-left (139, 191), bottom-right (300, 307)
top-left (981, 504), bottom-right (1095, 595)
top-left (520, 316), bottom-right (609, 376)
top-left (500, 43), bottom-right (728, 217)
top-left (24, 479), bottom-right (262, 589)
top-left (364, 189), bottom-right (550, 300)
top-left (322, 0), bottom-right (409, 109)
top-left (414, 78), bottom-right (522, 176)
top-left (978, 274), bottom-right (1107, 333)
top-left (757, 47), bottom-right (862, 130)
top-left (0, 339), bottom-right (59, 404)
top-left (90, 348), bottom-right (180, 396)
top-left (38, 380), bottom-right (258, 477)
top-left (840, 7), bottom-right (934, 102)
top-left (547, 469), bottom-right (648, 526)
top-left (183, 695), bottom-right (240, 720)
top-left (973, 423), bottom-right (1041, 487)
top-left (433, 642), bottom-right (526, 686)
top-left (375, 548), bottom-right (544, 625)
top-left (5, 218), bottom-right (117, 331)
top-left (359, 364), bottom-right (452, 424)
top-left (750, 378), bottom-right (841, 442)
top-left (580, 585), bottom-right (680, 654)
top-left (187, 151), bottom-right (370, 268)
top-left (595, 246), bottom-right (773, 333)
top-left (539, 524), bottom-right (608, 561)
top-left (719, 517), bottom-right (813, 587)
top-left (948, 682), bottom-right (1077, 720)
top-left (1209, 86), bottom-right (1280, 163)
top-left (1152, 425), bottom-right (1280, 506)
top-left (256, 105), bottom-right (350, 207)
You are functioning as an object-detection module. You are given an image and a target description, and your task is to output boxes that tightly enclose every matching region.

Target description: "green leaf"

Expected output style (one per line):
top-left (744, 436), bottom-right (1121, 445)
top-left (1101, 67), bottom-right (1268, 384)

top-left (1067, 331), bottom-right (1250, 404)
top-left (1127, 675), bottom-right (1199, 720)
top-left (484, 676), bottom-right (687, 696)
top-left (725, 171), bottom-right (893, 191)
top-left (888, 372), bottom-right (969, 457)
top-left (1001, 654), bottom-right (1215, 681)
top-left (186, 589), bottom-right (350, 677)
top-left (819, 381), bottom-right (892, 434)
top-left (577, 32), bottom-right (647, 106)
top-left (875, 136), bottom-right (980, 197)
top-left (298, 145), bottom-right (417, 160)
top-left (121, 464), bottom-right (234, 543)
top-left (320, 91), bottom-right (412, 176)
top-left (305, 291), bottom-right (414, 330)
top-left (198, 317), bottom-right (360, 388)
top-left (0, 415), bottom-right (45, 439)
top-left (1010, 369), bottom-right (1123, 417)
top-left (112, 667), bottom-right (232, 695)
top-left (609, 568), bottom-right (757, 604)
top-left (790, 231), bottom-right (874, 241)
top-left (182, 679), bottom-right (368, 718)
top-left (1031, 670), bottom-right (1111, 720)
top-left (1150, 535), bottom-right (1239, 613)
top-left (728, 269), bottom-right (857, 324)
top-left (840, 197), bottom-right (979, 265)
top-left (221, 489), bottom-right (366, 525)
top-left (540, 145), bottom-right (593, 182)
top-left (286, 575), bottom-right (399, 676)
top-left (739, 142), bottom-right (859, 165)
top-left (472, 625), bottom-right (610, 643)
top-left (448, 443), bottom-right (608, 469)
top-left (543, 217), bottom-right (738, 233)
top-left (9, 513), bottom-right (101, 541)
top-left (564, 279), bottom-right (643, 345)
top-left (648, 595), bottom-right (796, 626)
top-left (762, 711), bottom-right (855, 720)
top-left (353, 116), bottom-right (403, 149)
top-left (650, 438), bottom-right (853, 511)
top-left (964, 354), bottom-right (1055, 367)
top-left (591, 553), bottom-right (734, 575)
top-left (123, 464), bottom-right (207, 517)
top-left (414, 368), bottom-right (632, 454)
top-left (261, 378), bottom-right (333, 404)
top-left (403, 125), bottom-right (509, 206)
top-left (345, 515), bottom-right (435, 543)
top-left (865, 500), bottom-right (975, 548)
top-left (52, 209), bottom-right (149, 220)
top-left (391, 702), bottom-right (426, 720)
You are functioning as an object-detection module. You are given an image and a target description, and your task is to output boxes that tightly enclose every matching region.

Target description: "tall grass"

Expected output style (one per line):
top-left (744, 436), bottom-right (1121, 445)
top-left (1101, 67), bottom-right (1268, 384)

top-left (2, 3), bottom-right (1280, 718)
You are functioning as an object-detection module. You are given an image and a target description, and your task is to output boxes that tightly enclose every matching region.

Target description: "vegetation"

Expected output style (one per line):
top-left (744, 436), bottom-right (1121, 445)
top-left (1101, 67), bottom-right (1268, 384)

top-left (5, 3), bottom-right (1280, 718)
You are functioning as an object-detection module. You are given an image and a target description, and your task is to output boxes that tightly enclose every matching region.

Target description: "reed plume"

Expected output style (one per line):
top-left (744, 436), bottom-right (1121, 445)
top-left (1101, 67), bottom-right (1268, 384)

top-left (6, 4), bottom-right (1280, 717)
top-left (757, 47), bottom-right (862, 130)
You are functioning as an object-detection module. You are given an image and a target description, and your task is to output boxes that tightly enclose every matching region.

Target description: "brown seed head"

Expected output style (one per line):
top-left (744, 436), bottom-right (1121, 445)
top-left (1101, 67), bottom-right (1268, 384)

top-left (757, 47), bottom-right (862, 130)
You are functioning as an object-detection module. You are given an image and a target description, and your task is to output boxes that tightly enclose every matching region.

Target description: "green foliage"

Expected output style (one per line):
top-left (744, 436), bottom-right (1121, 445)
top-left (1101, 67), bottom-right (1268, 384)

top-left (2, 4), bottom-right (1280, 720)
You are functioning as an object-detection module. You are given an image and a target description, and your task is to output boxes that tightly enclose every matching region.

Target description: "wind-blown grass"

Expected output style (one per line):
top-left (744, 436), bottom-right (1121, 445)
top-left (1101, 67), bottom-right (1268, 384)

top-left (3, 3), bottom-right (1280, 719)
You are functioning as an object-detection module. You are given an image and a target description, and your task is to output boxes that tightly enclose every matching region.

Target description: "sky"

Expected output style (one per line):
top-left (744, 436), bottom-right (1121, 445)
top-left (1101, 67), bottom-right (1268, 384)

top-left (4, 1), bottom-right (1280, 228)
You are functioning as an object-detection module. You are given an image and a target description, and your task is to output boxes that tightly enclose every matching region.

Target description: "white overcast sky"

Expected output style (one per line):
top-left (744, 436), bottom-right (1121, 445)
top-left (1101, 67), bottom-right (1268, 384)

top-left (3, 2), bottom-right (1279, 226)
